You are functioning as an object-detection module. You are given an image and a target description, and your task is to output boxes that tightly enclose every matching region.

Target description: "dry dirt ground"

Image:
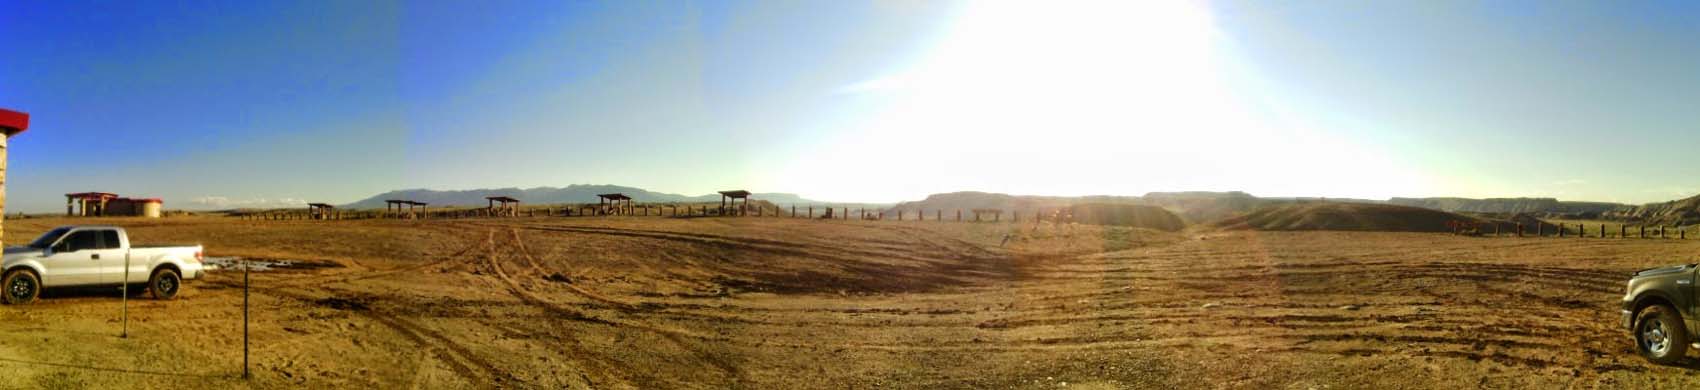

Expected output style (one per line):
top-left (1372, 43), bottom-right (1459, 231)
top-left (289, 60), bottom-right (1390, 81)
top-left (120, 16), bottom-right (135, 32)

top-left (0, 216), bottom-right (1698, 389)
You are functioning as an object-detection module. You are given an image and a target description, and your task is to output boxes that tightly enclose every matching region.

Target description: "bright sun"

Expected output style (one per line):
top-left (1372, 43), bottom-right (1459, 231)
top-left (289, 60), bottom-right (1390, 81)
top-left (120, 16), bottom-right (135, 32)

top-left (781, 0), bottom-right (1429, 202)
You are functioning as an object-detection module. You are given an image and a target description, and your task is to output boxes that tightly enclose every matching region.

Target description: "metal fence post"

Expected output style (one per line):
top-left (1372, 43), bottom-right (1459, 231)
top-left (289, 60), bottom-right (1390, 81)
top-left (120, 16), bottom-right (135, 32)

top-left (121, 252), bottom-right (129, 338)
top-left (243, 258), bottom-right (251, 380)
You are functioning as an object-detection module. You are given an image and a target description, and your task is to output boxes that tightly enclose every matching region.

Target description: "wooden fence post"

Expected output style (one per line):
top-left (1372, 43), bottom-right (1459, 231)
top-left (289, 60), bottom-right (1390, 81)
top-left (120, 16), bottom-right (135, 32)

top-left (956, 209), bottom-right (961, 222)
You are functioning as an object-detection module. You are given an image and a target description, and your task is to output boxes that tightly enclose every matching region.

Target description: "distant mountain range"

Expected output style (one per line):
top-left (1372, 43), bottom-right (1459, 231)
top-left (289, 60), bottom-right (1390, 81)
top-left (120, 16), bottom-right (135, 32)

top-left (343, 185), bottom-right (842, 209)
top-left (340, 185), bottom-right (1700, 226)
top-left (885, 191), bottom-right (1273, 223)
top-left (883, 191), bottom-right (1645, 224)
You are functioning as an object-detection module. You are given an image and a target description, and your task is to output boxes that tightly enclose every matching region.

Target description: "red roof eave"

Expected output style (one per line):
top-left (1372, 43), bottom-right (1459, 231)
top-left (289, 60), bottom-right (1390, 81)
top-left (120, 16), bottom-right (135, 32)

top-left (67, 192), bottom-right (121, 199)
top-left (0, 108), bottom-right (28, 135)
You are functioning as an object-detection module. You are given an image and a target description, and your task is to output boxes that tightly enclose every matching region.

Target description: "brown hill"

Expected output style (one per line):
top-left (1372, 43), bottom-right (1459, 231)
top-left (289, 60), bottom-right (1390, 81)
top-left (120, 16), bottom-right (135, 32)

top-left (1139, 191), bottom-right (1263, 223)
top-left (1065, 203), bottom-right (1186, 231)
top-left (885, 191), bottom-right (1123, 215)
top-left (1602, 194), bottom-right (1700, 226)
top-left (1210, 202), bottom-right (1474, 232)
top-left (1388, 197), bottom-right (1626, 216)
top-left (885, 191), bottom-right (1263, 224)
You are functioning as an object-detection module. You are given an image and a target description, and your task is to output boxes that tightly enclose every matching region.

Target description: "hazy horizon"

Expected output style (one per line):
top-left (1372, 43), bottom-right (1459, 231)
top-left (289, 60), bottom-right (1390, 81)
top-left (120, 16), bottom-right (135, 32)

top-left (5, 1), bottom-right (1700, 212)
top-left (45, 183), bottom-right (1672, 213)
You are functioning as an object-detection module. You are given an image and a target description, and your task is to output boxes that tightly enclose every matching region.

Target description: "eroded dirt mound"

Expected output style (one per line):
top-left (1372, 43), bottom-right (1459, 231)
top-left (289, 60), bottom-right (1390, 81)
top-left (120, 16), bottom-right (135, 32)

top-left (1065, 203), bottom-right (1186, 231)
top-left (1210, 202), bottom-right (1472, 232)
top-left (1604, 193), bottom-right (1700, 226)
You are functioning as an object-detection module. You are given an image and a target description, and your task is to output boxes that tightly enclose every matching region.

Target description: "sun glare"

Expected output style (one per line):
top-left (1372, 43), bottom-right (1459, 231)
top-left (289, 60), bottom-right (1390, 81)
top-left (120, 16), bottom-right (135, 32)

top-left (783, 0), bottom-right (1428, 202)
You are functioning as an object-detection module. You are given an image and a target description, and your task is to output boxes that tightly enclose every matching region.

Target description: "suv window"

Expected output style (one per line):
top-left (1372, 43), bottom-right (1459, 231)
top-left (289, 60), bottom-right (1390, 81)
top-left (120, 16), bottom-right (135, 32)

top-left (60, 231), bottom-right (99, 252)
top-left (99, 230), bottom-right (121, 250)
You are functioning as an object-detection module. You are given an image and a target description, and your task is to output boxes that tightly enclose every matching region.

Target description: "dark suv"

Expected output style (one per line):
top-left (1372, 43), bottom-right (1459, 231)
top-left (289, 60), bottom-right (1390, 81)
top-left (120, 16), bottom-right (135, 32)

top-left (1624, 263), bottom-right (1699, 364)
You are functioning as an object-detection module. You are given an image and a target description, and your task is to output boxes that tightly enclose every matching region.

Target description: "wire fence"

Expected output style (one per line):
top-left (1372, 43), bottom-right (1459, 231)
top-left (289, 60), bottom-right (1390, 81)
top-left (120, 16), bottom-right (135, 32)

top-left (233, 204), bottom-right (1084, 223)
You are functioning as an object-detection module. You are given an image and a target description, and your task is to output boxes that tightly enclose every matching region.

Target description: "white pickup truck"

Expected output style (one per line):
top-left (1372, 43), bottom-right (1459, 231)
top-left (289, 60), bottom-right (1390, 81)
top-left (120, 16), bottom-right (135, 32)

top-left (1, 226), bottom-right (205, 304)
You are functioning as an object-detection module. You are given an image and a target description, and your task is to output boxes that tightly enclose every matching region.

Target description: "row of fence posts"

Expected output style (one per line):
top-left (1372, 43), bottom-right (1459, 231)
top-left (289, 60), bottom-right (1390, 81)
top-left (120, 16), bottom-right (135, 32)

top-left (239, 205), bottom-right (1084, 223)
top-left (1451, 220), bottom-right (1692, 239)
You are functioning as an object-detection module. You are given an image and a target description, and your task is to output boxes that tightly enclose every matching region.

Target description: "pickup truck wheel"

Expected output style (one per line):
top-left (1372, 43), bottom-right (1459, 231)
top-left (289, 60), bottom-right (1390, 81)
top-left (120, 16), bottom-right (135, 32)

top-left (2, 270), bottom-right (39, 305)
top-left (149, 269), bottom-right (181, 300)
top-left (1636, 304), bottom-right (1689, 364)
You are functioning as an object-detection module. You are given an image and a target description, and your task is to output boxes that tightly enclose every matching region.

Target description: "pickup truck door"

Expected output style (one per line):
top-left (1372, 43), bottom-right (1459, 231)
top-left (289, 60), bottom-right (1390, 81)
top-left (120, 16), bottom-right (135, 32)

top-left (42, 230), bottom-right (108, 286)
top-left (91, 230), bottom-right (130, 285)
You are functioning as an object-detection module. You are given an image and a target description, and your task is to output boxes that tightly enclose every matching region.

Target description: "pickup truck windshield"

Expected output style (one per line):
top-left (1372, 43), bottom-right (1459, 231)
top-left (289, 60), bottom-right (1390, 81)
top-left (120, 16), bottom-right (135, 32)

top-left (26, 227), bottom-right (71, 249)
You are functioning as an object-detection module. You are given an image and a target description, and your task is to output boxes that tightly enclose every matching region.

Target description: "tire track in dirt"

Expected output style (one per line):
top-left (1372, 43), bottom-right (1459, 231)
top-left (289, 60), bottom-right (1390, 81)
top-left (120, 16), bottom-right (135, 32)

top-left (503, 222), bottom-right (1002, 272)
top-left (484, 221), bottom-right (1014, 294)
top-left (481, 228), bottom-right (742, 383)
top-left (476, 229), bottom-right (620, 388)
top-left (941, 236), bottom-right (1641, 375)
top-left (505, 228), bottom-right (638, 310)
top-left (207, 279), bottom-right (514, 389)
top-left (258, 224), bottom-right (487, 289)
top-left (483, 225), bottom-right (1023, 348)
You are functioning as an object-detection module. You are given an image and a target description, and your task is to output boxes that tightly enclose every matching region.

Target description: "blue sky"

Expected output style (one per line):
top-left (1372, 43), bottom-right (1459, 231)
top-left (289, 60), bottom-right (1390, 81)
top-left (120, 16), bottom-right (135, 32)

top-left (2, 1), bottom-right (1698, 212)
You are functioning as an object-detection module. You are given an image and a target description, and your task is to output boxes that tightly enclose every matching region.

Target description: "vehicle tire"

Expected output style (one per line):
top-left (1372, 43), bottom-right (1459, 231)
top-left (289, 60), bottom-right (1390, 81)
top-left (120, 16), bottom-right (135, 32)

top-left (1636, 304), bottom-right (1689, 365)
top-left (2, 269), bottom-right (40, 305)
top-left (149, 268), bottom-right (181, 300)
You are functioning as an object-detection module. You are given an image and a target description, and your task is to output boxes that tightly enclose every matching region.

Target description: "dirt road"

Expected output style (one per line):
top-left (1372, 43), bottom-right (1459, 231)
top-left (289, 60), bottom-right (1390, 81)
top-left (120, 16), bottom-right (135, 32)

top-left (0, 216), bottom-right (1693, 389)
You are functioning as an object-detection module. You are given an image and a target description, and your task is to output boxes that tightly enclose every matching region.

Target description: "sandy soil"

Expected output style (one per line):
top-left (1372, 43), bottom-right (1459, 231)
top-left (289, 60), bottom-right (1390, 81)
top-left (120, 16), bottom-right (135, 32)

top-left (0, 216), bottom-right (1695, 389)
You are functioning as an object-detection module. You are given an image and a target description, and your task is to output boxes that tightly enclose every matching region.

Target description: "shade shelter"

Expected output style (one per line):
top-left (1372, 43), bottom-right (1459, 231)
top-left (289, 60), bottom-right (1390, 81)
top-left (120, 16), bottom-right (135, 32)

top-left (66, 192), bottom-right (120, 216)
top-left (0, 108), bottom-right (27, 244)
top-left (597, 193), bottom-right (632, 215)
top-left (718, 190), bottom-right (751, 216)
top-left (486, 196), bottom-right (520, 217)
top-left (385, 200), bottom-right (428, 219)
top-left (308, 203), bottom-right (335, 220)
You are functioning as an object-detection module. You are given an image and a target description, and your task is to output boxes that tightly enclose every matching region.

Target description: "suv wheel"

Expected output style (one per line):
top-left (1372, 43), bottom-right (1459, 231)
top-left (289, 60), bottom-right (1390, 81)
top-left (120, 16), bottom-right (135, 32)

top-left (1636, 304), bottom-right (1689, 364)
top-left (1, 270), bottom-right (39, 305)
